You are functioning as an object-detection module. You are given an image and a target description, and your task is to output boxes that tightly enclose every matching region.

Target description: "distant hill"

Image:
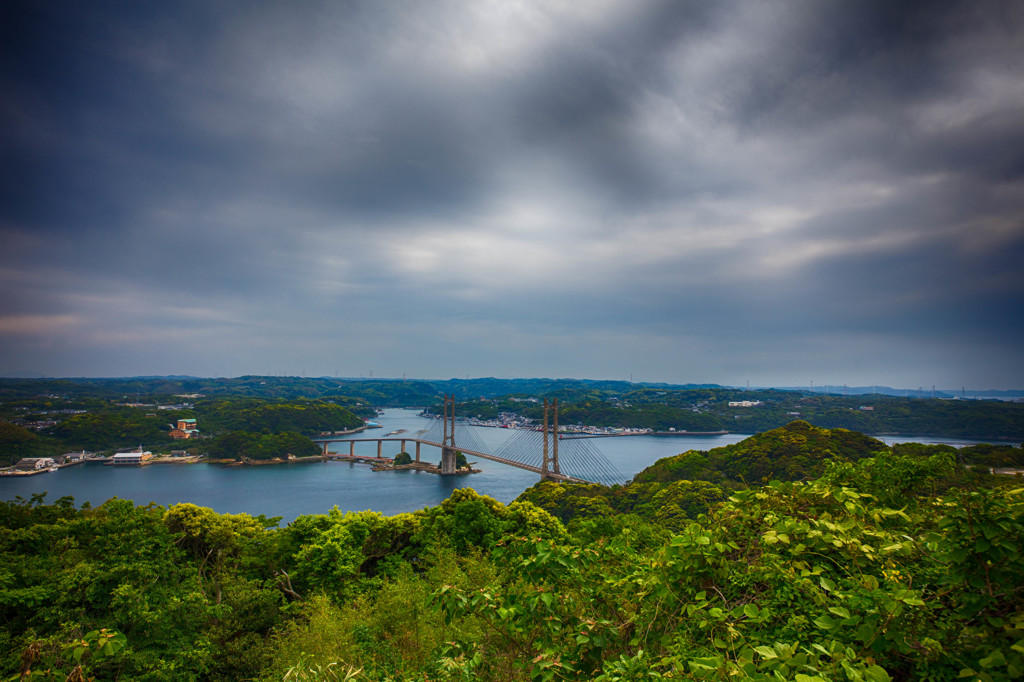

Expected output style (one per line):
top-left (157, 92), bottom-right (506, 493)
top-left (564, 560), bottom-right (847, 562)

top-left (633, 420), bottom-right (886, 485)
top-left (0, 419), bottom-right (57, 463)
top-left (428, 377), bottom-right (724, 399)
top-left (707, 420), bottom-right (886, 482)
top-left (764, 385), bottom-right (1024, 400)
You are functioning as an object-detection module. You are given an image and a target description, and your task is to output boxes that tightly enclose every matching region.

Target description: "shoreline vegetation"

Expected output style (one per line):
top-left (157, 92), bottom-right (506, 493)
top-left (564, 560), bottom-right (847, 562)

top-left (2, 420), bottom-right (1022, 681)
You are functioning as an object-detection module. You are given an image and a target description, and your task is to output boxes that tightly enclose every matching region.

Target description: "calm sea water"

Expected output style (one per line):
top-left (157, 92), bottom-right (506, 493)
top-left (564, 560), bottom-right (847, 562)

top-left (0, 409), bottom-right (1001, 522)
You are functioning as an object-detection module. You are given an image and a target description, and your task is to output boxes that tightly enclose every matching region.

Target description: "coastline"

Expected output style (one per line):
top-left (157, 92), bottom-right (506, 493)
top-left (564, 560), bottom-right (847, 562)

top-left (316, 425), bottom-right (371, 437)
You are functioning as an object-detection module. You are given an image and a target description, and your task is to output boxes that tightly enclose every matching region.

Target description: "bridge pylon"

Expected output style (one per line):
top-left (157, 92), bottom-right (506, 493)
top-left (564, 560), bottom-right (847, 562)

top-left (541, 398), bottom-right (561, 481)
top-left (440, 394), bottom-right (458, 475)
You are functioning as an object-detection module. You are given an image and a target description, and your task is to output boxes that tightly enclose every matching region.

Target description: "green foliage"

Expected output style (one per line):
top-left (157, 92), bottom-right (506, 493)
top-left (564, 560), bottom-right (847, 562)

top-left (0, 497), bottom-right (290, 681)
top-left (393, 450), bottom-right (413, 465)
top-left (631, 479), bottom-right (725, 530)
top-left (195, 398), bottom-right (362, 435)
top-left (3, 422), bottom-right (1024, 681)
top-left (417, 488), bottom-right (566, 553)
top-left (11, 627), bottom-right (128, 681)
top-left (709, 420), bottom-right (885, 482)
top-left (632, 449), bottom-right (722, 484)
top-left (206, 430), bottom-right (320, 461)
top-left (438, 470), bottom-right (1024, 681)
top-left (553, 399), bottom-right (726, 432)
top-left (959, 442), bottom-right (1024, 468)
top-left (519, 477), bottom-right (727, 532)
top-left (1, 498), bottom-right (214, 679)
top-left (820, 448), bottom-right (962, 505)
top-left (46, 409), bottom-right (181, 450)
top-left (163, 502), bottom-right (275, 577)
top-left (0, 420), bottom-right (58, 465)
top-left (283, 656), bottom-right (362, 681)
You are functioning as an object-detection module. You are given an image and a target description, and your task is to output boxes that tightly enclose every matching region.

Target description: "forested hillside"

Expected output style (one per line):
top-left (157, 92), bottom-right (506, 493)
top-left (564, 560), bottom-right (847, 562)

top-left (442, 389), bottom-right (1024, 440)
top-left (2, 425), bottom-right (1022, 681)
top-left (196, 398), bottom-right (363, 434)
top-left (0, 397), bottom-right (363, 463)
top-left (5, 376), bottom-right (1023, 440)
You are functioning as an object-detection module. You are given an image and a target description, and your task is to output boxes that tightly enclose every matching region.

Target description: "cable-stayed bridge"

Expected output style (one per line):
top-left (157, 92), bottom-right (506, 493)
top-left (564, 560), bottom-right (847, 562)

top-left (315, 397), bottom-right (622, 486)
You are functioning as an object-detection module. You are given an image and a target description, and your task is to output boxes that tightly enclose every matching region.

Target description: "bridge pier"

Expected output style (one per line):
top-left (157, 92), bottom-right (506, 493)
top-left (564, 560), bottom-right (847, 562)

top-left (350, 441), bottom-right (355, 457)
top-left (415, 441), bottom-right (421, 462)
top-left (441, 447), bottom-right (457, 475)
top-left (377, 440), bottom-right (382, 458)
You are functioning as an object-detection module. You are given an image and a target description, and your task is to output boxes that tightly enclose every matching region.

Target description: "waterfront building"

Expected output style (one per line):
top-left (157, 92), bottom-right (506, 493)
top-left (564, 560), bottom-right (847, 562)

top-left (112, 450), bottom-right (153, 465)
top-left (55, 451), bottom-right (87, 465)
top-left (15, 457), bottom-right (56, 471)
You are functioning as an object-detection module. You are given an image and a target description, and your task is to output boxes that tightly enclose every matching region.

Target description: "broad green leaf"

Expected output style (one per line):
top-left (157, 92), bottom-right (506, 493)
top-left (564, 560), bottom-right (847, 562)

top-left (979, 650), bottom-right (1007, 669)
top-left (866, 664), bottom-right (891, 682)
top-left (814, 615), bottom-right (838, 631)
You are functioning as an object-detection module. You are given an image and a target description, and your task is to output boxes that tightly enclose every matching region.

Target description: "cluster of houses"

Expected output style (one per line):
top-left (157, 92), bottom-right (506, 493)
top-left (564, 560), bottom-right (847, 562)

top-left (4, 418), bottom-right (201, 475)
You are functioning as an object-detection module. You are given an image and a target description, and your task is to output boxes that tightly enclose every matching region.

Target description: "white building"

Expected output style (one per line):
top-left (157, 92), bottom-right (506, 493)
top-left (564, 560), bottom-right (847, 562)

top-left (112, 450), bottom-right (153, 465)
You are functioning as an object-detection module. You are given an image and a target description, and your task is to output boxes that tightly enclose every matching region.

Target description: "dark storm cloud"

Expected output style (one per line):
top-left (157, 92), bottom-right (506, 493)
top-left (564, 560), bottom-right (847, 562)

top-left (1, 0), bottom-right (1023, 386)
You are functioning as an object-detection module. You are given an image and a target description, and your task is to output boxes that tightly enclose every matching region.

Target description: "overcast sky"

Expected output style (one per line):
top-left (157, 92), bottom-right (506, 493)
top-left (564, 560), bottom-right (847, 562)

top-left (2, 1), bottom-right (1023, 389)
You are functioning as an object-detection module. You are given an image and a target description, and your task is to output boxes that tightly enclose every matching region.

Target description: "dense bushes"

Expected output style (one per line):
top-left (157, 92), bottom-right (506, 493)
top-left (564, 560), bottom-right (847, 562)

top-left (519, 421), bottom-right (887, 531)
top-left (2, 427), bottom-right (1022, 681)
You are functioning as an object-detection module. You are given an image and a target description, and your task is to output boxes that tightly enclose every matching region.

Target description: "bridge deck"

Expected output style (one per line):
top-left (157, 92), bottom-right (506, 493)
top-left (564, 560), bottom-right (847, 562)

top-left (314, 436), bottom-right (593, 484)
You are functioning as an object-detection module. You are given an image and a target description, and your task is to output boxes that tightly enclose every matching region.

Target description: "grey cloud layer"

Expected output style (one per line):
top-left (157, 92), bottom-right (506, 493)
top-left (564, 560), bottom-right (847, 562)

top-left (2, 0), bottom-right (1023, 386)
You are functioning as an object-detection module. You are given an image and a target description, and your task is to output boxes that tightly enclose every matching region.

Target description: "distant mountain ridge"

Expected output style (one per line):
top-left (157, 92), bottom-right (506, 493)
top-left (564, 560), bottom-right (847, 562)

top-left (764, 385), bottom-right (1024, 400)
top-left (1, 375), bottom-right (1021, 401)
